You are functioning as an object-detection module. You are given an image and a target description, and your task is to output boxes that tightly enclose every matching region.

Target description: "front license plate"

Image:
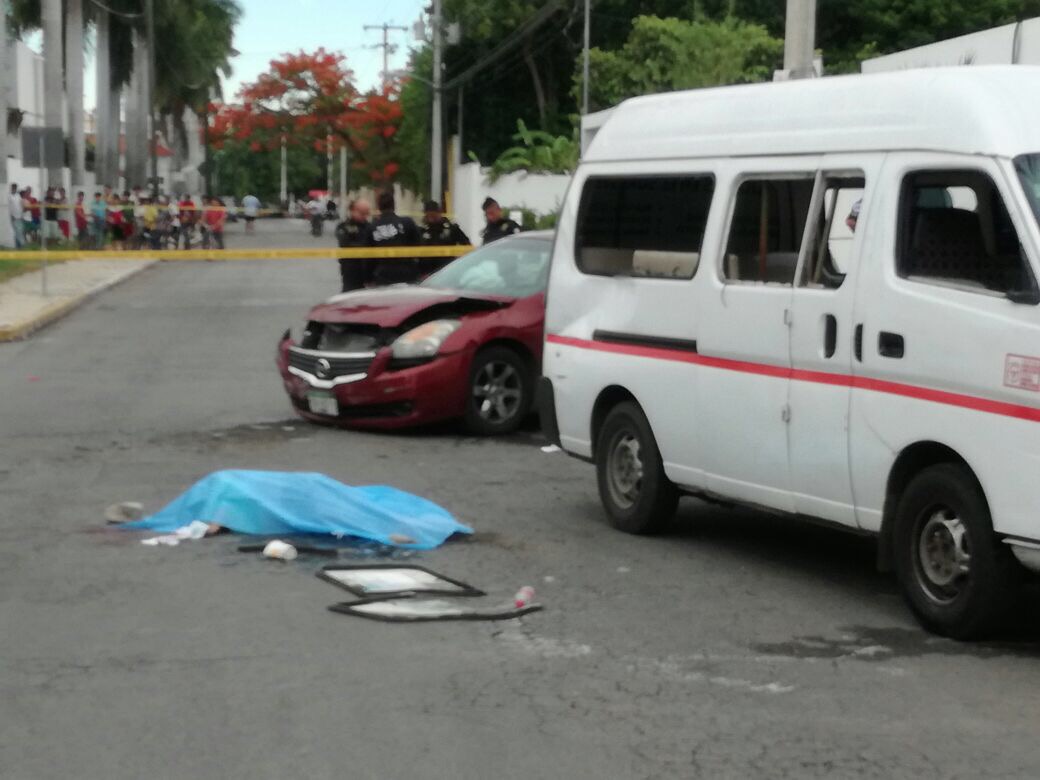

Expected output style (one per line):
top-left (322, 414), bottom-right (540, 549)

top-left (307, 391), bottom-right (339, 417)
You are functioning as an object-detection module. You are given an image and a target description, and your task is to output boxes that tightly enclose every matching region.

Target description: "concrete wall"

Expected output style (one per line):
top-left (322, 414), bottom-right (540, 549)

top-left (451, 158), bottom-right (570, 242)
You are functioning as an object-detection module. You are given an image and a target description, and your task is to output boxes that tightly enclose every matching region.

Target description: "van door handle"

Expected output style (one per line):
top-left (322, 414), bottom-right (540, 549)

top-left (823, 314), bottom-right (837, 358)
top-left (878, 331), bottom-right (905, 359)
top-left (854, 324), bottom-right (863, 362)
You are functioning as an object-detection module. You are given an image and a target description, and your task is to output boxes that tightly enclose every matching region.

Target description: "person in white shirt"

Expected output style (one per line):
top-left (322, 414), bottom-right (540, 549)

top-left (9, 183), bottom-right (25, 248)
top-left (242, 193), bottom-right (260, 233)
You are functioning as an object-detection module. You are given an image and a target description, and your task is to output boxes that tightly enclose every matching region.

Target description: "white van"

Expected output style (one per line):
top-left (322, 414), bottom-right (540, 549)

top-left (541, 66), bottom-right (1040, 638)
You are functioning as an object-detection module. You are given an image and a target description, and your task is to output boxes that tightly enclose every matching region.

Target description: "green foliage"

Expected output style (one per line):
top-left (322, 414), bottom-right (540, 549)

top-left (212, 139), bottom-right (322, 202)
top-left (396, 47), bottom-right (434, 197)
top-left (484, 119), bottom-right (578, 181)
top-left (578, 14), bottom-right (782, 110)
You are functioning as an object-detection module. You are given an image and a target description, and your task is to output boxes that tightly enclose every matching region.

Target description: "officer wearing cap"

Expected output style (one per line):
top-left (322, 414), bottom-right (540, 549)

top-left (335, 198), bottom-right (373, 292)
top-left (420, 200), bottom-right (469, 246)
top-left (419, 200), bottom-right (470, 276)
top-left (481, 197), bottom-right (522, 245)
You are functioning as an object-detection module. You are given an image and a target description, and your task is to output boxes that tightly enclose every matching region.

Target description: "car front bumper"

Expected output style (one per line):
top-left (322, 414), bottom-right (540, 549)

top-left (277, 335), bottom-right (470, 429)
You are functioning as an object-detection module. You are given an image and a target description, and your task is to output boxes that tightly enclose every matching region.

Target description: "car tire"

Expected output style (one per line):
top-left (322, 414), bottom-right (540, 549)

top-left (892, 463), bottom-right (1016, 639)
top-left (595, 401), bottom-right (679, 534)
top-left (464, 346), bottom-right (533, 435)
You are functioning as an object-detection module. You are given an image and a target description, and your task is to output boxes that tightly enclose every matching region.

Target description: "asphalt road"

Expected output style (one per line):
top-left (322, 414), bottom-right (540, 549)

top-left (2, 223), bottom-right (1040, 779)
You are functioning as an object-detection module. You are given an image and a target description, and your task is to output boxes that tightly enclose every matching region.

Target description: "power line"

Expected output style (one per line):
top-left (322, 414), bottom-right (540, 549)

top-left (442, 0), bottom-right (567, 91)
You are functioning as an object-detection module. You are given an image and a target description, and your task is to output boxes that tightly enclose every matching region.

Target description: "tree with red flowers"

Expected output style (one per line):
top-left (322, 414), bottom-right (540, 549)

top-left (209, 49), bottom-right (403, 185)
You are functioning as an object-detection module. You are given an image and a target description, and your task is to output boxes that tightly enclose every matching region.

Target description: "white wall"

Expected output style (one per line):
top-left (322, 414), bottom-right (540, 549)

top-left (451, 159), bottom-right (570, 242)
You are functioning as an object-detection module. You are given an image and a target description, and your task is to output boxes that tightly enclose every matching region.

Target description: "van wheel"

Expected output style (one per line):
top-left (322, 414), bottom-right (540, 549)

top-left (464, 346), bottom-right (532, 435)
top-left (596, 402), bottom-right (678, 534)
top-left (892, 463), bottom-right (1015, 639)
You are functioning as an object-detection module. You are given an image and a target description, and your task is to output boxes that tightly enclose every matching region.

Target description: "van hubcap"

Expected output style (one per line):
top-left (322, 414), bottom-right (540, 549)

top-left (916, 509), bottom-right (971, 603)
top-left (607, 432), bottom-right (643, 509)
top-left (473, 361), bottom-right (522, 424)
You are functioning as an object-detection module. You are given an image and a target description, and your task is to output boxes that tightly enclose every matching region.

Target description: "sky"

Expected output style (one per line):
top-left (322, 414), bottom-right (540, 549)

top-left (222, 0), bottom-right (427, 98)
top-left (67, 0), bottom-right (426, 111)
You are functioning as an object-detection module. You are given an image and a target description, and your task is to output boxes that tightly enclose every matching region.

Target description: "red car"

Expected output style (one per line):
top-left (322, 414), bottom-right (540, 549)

top-left (277, 232), bottom-right (553, 434)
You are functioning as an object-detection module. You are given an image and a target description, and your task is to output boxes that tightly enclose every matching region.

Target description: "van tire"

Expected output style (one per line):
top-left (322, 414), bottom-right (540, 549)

top-left (464, 346), bottom-right (533, 435)
top-left (595, 402), bottom-right (678, 534)
top-left (892, 463), bottom-right (1015, 639)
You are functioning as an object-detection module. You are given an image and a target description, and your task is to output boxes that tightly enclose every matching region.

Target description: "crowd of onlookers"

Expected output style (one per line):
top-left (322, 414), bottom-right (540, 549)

top-left (7, 183), bottom-right (230, 251)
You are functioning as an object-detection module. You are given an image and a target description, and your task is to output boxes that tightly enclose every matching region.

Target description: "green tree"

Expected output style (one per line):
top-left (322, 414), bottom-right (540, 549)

top-left (580, 14), bottom-right (782, 110)
top-left (212, 139), bottom-right (322, 201)
top-left (396, 46), bottom-right (434, 197)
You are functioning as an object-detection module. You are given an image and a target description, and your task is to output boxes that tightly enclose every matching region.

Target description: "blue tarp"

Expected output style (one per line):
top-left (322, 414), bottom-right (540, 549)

top-left (119, 470), bottom-right (472, 550)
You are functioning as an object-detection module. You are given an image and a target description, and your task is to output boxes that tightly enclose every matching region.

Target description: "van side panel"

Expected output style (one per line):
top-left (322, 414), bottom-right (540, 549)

top-left (544, 162), bottom-right (716, 485)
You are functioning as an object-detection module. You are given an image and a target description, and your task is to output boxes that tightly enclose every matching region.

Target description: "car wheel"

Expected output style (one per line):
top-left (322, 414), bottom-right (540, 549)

top-left (892, 463), bottom-right (1016, 639)
top-left (464, 346), bottom-right (533, 435)
top-left (595, 401), bottom-right (678, 534)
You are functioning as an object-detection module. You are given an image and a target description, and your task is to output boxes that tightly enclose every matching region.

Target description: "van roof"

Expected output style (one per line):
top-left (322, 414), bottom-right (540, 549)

top-left (584, 66), bottom-right (1040, 163)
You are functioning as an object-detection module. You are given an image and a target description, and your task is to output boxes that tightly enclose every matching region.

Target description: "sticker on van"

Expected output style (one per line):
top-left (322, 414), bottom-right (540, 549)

top-left (1003, 354), bottom-right (1040, 392)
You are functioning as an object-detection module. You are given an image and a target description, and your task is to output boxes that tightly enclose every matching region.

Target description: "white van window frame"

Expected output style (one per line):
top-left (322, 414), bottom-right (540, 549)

top-left (895, 166), bottom-right (1040, 304)
top-left (794, 170), bottom-right (866, 291)
top-left (720, 172), bottom-right (816, 288)
top-left (573, 173), bottom-right (715, 280)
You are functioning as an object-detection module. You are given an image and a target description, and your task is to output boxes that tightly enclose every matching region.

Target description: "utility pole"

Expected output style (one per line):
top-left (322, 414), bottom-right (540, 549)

top-left (146, 0), bottom-right (158, 197)
top-left (782, 0), bottom-right (817, 79)
top-left (581, 0), bottom-right (591, 114)
top-left (430, 0), bottom-right (443, 201)
top-left (0, 4), bottom-right (9, 247)
top-left (364, 22), bottom-right (409, 91)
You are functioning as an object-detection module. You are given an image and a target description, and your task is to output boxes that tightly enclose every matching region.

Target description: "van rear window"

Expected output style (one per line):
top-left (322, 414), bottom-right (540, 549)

top-left (575, 175), bottom-right (714, 279)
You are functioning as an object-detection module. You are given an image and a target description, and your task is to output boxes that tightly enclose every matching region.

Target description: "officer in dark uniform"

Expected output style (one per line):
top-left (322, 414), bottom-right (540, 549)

top-left (419, 200), bottom-right (470, 276)
top-left (481, 196), bottom-right (522, 245)
top-left (370, 190), bottom-right (421, 286)
top-left (335, 198), bottom-right (373, 292)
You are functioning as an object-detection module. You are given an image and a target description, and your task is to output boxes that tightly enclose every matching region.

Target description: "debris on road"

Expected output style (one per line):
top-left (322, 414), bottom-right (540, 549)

top-left (104, 501), bottom-right (144, 524)
top-left (329, 597), bottom-right (543, 622)
top-left (540, 445), bottom-right (561, 453)
top-left (513, 586), bottom-right (536, 607)
top-left (118, 469), bottom-right (472, 549)
top-left (318, 564), bottom-right (484, 598)
top-left (140, 520), bottom-right (214, 547)
top-left (262, 539), bottom-right (298, 561)
top-left (238, 542), bottom-right (338, 557)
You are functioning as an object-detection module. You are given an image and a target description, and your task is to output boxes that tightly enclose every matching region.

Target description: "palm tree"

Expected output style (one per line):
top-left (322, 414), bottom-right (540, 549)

top-left (153, 0), bottom-right (241, 193)
top-left (66, 0), bottom-right (85, 187)
top-left (41, 0), bottom-right (61, 185)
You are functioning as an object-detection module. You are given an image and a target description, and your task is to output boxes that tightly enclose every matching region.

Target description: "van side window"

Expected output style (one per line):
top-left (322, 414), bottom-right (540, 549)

top-left (575, 175), bottom-right (714, 279)
top-left (798, 175), bottom-right (865, 289)
top-left (723, 178), bottom-right (814, 286)
top-left (897, 170), bottom-right (1038, 300)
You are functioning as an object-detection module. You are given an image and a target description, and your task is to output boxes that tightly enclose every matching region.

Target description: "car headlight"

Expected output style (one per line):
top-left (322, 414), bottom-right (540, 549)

top-left (391, 319), bottom-right (461, 359)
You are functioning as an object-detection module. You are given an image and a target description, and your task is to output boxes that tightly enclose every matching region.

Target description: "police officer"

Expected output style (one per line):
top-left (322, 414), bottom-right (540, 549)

top-left (370, 190), bottom-right (420, 285)
top-left (419, 200), bottom-right (470, 276)
top-left (481, 196), bottom-right (522, 245)
top-left (335, 198), bottom-right (373, 292)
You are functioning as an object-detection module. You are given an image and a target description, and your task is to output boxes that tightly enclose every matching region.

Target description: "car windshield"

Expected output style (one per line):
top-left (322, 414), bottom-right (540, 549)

top-left (422, 238), bottom-right (551, 298)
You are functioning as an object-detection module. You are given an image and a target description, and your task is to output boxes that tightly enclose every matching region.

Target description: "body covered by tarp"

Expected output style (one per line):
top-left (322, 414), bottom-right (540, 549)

top-left (119, 470), bottom-right (471, 550)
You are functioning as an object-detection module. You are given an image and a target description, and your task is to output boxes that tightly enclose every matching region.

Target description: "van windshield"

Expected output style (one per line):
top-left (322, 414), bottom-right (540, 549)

top-left (1015, 155), bottom-right (1040, 224)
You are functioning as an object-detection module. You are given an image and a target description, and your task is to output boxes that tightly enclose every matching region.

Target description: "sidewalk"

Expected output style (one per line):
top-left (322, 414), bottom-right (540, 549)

top-left (0, 258), bottom-right (156, 342)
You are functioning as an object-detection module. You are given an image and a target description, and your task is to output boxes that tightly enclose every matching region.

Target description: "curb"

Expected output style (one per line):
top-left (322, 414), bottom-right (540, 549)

top-left (0, 260), bottom-right (159, 342)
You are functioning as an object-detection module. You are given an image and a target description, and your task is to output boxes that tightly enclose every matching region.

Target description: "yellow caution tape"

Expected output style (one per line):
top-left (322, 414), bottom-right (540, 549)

top-left (0, 245), bottom-right (474, 262)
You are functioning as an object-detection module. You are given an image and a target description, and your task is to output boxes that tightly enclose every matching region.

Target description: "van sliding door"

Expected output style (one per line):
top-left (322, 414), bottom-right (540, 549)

top-left (787, 162), bottom-right (873, 527)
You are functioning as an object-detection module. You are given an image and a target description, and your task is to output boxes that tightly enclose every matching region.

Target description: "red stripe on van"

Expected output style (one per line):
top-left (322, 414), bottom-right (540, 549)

top-left (546, 333), bottom-right (1040, 423)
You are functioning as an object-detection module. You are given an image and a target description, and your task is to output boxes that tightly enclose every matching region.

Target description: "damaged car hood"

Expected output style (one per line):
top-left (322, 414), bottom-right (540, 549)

top-left (309, 285), bottom-right (511, 327)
